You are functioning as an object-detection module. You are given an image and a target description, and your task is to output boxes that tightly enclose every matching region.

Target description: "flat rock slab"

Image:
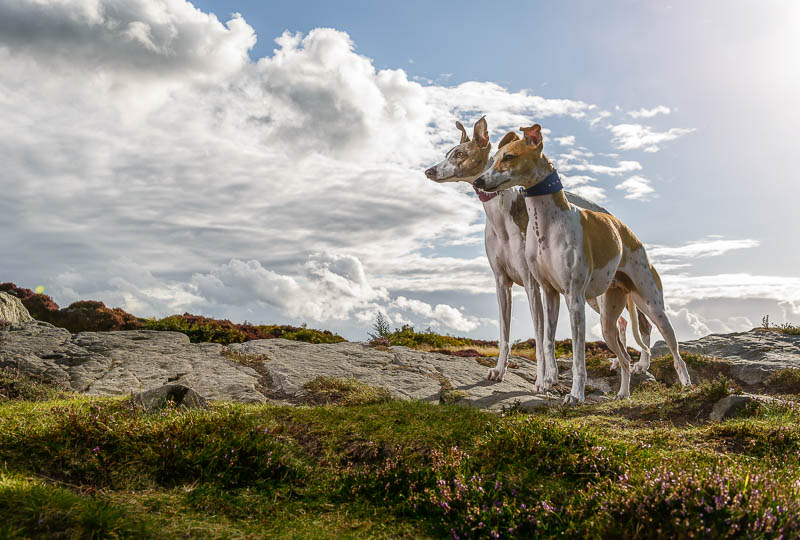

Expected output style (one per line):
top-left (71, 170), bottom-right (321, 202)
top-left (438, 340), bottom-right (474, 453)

top-left (652, 329), bottom-right (800, 385)
top-left (0, 321), bottom-right (266, 402)
top-left (228, 339), bottom-right (580, 411)
top-left (0, 321), bottom-right (634, 411)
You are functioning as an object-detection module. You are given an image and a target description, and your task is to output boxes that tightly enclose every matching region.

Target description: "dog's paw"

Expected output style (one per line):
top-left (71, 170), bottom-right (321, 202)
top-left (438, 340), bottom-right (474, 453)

top-left (630, 361), bottom-right (648, 375)
top-left (615, 391), bottom-right (631, 400)
top-left (562, 393), bottom-right (584, 406)
top-left (609, 358), bottom-right (620, 370)
top-left (487, 367), bottom-right (505, 382)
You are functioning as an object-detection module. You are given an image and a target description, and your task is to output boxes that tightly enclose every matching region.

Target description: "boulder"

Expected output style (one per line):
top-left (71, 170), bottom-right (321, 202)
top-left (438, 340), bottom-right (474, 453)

top-left (653, 329), bottom-right (800, 386)
top-left (0, 292), bottom-right (33, 325)
top-left (709, 394), bottom-right (755, 422)
top-left (131, 384), bottom-right (207, 411)
top-left (0, 321), bottom-right (266, 402)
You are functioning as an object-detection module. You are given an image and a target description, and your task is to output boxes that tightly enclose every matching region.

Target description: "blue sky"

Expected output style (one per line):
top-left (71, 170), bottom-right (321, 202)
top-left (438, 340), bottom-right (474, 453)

top-left (0, 0), bottom-right (798, 343)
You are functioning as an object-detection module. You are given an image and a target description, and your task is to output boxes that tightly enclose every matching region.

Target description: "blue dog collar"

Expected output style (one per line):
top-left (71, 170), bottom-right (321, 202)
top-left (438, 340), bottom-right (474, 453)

top-left (522, 171), bottom-right (562, 197)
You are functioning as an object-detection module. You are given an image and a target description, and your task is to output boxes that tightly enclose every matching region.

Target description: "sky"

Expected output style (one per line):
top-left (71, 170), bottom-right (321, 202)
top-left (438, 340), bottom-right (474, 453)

top-left (1, 0), bottom-right (799, 344)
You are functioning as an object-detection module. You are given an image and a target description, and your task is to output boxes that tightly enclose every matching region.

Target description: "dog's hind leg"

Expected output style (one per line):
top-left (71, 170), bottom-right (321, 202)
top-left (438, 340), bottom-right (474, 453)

top-left (600, 288), bottom-right (633, 398)
top-left (628, 263), bottom-right (691, 387)
top-left (631, 308), bottom-right (652, 375)
top-left (488, 275), bottom-right (513, 381)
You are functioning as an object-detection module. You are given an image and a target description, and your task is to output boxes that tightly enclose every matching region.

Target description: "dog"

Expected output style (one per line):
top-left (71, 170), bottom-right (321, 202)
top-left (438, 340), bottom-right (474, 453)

top-left (474, 123), bottom-right (691, 403)
top-left (425, 117), bottom-right (652, 390)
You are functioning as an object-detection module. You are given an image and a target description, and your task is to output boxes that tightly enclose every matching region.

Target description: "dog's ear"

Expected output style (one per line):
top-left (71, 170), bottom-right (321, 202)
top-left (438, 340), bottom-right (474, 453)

top-left (498, 131), bottom-right (520, 149)
top-left (455, 121), bottom-right (470, 144)
top-left (520, 124), bottom-right (543, 147)
top-left (473, 116), bottom-right (489, 147)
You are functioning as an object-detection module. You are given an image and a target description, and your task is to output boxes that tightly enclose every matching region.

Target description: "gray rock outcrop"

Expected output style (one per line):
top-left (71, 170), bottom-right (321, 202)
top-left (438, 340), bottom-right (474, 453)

top-left (653, 329), bottom-right (800, 385)
top-left (0, 321), bottom-right (266, 402)
top-left (0, 320), bottom-right (640, 411)
top-left (0, 292), bottom-right (33, 325)
top-left (4, 321), bottom-right (797, 412)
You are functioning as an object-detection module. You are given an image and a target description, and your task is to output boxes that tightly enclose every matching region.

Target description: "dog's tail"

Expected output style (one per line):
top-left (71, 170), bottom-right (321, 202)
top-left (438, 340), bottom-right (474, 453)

top-left (627, 295), bottom-right (651, 357)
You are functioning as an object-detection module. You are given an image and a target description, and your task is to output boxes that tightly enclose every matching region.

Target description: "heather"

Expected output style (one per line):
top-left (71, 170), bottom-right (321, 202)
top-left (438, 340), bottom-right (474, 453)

top-left (2, 375), bottom-right (799, 538)
top-left (1, 282), bottom-right (345, 345)
top-left (142, 313), bottom-right (345, 345)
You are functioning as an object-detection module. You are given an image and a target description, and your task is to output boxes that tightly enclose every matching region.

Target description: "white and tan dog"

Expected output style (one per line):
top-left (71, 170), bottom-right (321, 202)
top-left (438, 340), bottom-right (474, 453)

top-left (474, 123), bottom-right (691, 403)
top-left (425, 118), bottom-right (652, 391)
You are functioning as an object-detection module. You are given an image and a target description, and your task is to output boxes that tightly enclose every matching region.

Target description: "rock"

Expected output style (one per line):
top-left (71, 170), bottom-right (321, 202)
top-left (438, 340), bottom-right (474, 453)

top-left (0, 292), bottom-right (33, 325)
top-left (652, 329), bottom-right (800, 386)
top-left (709, 395), bottom-right (754, 421)
top-left (0, 321), bottom-right (266, 402)
top-left (228, 340), bottom-right (580, 411)
top-left (131, 384), bottom-right (207, 411)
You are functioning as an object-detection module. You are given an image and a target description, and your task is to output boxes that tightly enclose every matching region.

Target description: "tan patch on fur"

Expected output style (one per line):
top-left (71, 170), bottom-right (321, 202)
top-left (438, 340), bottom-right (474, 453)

top-left (580, 210), bottom-right (624, 272)
top-left (454, 142), bottom-right (491, 178)
top-left (491, 140), bottom-right (556, 188)
top-left (650, 264), bottom-right (663, 292)
top-left (551, 192), bottom-right (570, 211)
top-left (510, 193), bottom-right (529, 234)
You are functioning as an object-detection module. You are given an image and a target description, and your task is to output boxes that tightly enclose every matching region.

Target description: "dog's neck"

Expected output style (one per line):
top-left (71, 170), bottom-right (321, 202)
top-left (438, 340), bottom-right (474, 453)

top-left (522, 168), bottom-right (573, 237)
top-left (519, 152), bottom-right (557, 190)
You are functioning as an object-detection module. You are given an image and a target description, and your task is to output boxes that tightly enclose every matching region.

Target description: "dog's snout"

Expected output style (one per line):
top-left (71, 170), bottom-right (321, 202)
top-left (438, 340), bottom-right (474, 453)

top-left (424, 167), bottom-right (437, 180)
top-left (474, 176), bottom-right (486, 189)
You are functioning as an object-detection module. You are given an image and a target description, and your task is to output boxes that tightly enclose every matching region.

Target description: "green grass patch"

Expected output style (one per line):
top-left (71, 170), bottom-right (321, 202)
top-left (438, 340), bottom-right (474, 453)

top-left (0, 368), bottom-right (70, 402)
top-left (762, 368), bottom-right (800, 395)
top-left (3, 384), bottom-right (800, 538)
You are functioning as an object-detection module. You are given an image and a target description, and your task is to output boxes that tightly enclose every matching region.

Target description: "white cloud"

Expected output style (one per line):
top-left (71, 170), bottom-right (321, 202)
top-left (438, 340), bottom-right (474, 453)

top-left (391, 296), bottom-right (482, 333)
top-left (0, 0), bottom-right (748, 343)
top-left (607, 123), bottom-right (695, 152)
top-left (555, 135), bottom-right (576, 146)
top-left (560, 159), bottom-right (642, 176)
top-left (561, 174), bottom-right (607, 203)
top-left (628, 105), bottom-right (671, 118)
top-left (615, 175), bottom-right (656, 200)
top-left (647, 238), bottom-right (760, 260)
top-left (662, 273), bottom-right (800, 304)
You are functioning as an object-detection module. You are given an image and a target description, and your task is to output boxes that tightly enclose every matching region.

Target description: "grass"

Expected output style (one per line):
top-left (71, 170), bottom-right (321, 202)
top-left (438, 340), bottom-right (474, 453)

top-left (2, 369), bottom-right (800, 538)
top-left (762, 368), bottom-right (800, 396)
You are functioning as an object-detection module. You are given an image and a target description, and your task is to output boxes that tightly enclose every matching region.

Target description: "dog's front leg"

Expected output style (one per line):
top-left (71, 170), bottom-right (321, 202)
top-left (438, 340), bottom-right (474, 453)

top-left (523, 277), bottom-right (546, 390)
top-left (536, 285), bottom-right (560, 393)
top-left (563, 293), bottom-right (587, 405)
top-left (488, 277), bottom-right (512, 381)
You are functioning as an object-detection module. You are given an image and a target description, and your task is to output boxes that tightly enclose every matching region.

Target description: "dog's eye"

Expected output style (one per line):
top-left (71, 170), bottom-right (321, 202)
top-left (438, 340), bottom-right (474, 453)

top-left (502, 154), bottom-right (515, 162)
top-left (454, 151), bottom-right (464, 159)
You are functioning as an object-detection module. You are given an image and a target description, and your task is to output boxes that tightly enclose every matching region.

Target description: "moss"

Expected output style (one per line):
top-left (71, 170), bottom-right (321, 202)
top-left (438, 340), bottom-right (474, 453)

top-left (440, 389), bottom-right (469, 404)
top-left (302, 377), bottom-right (392, 406)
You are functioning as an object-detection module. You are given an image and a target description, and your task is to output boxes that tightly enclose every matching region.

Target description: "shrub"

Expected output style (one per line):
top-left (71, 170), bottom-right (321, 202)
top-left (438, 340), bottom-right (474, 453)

top-left (763, 368), bottom-right (800, 395)
top-left (143, 314), bottom-right (345, 345)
